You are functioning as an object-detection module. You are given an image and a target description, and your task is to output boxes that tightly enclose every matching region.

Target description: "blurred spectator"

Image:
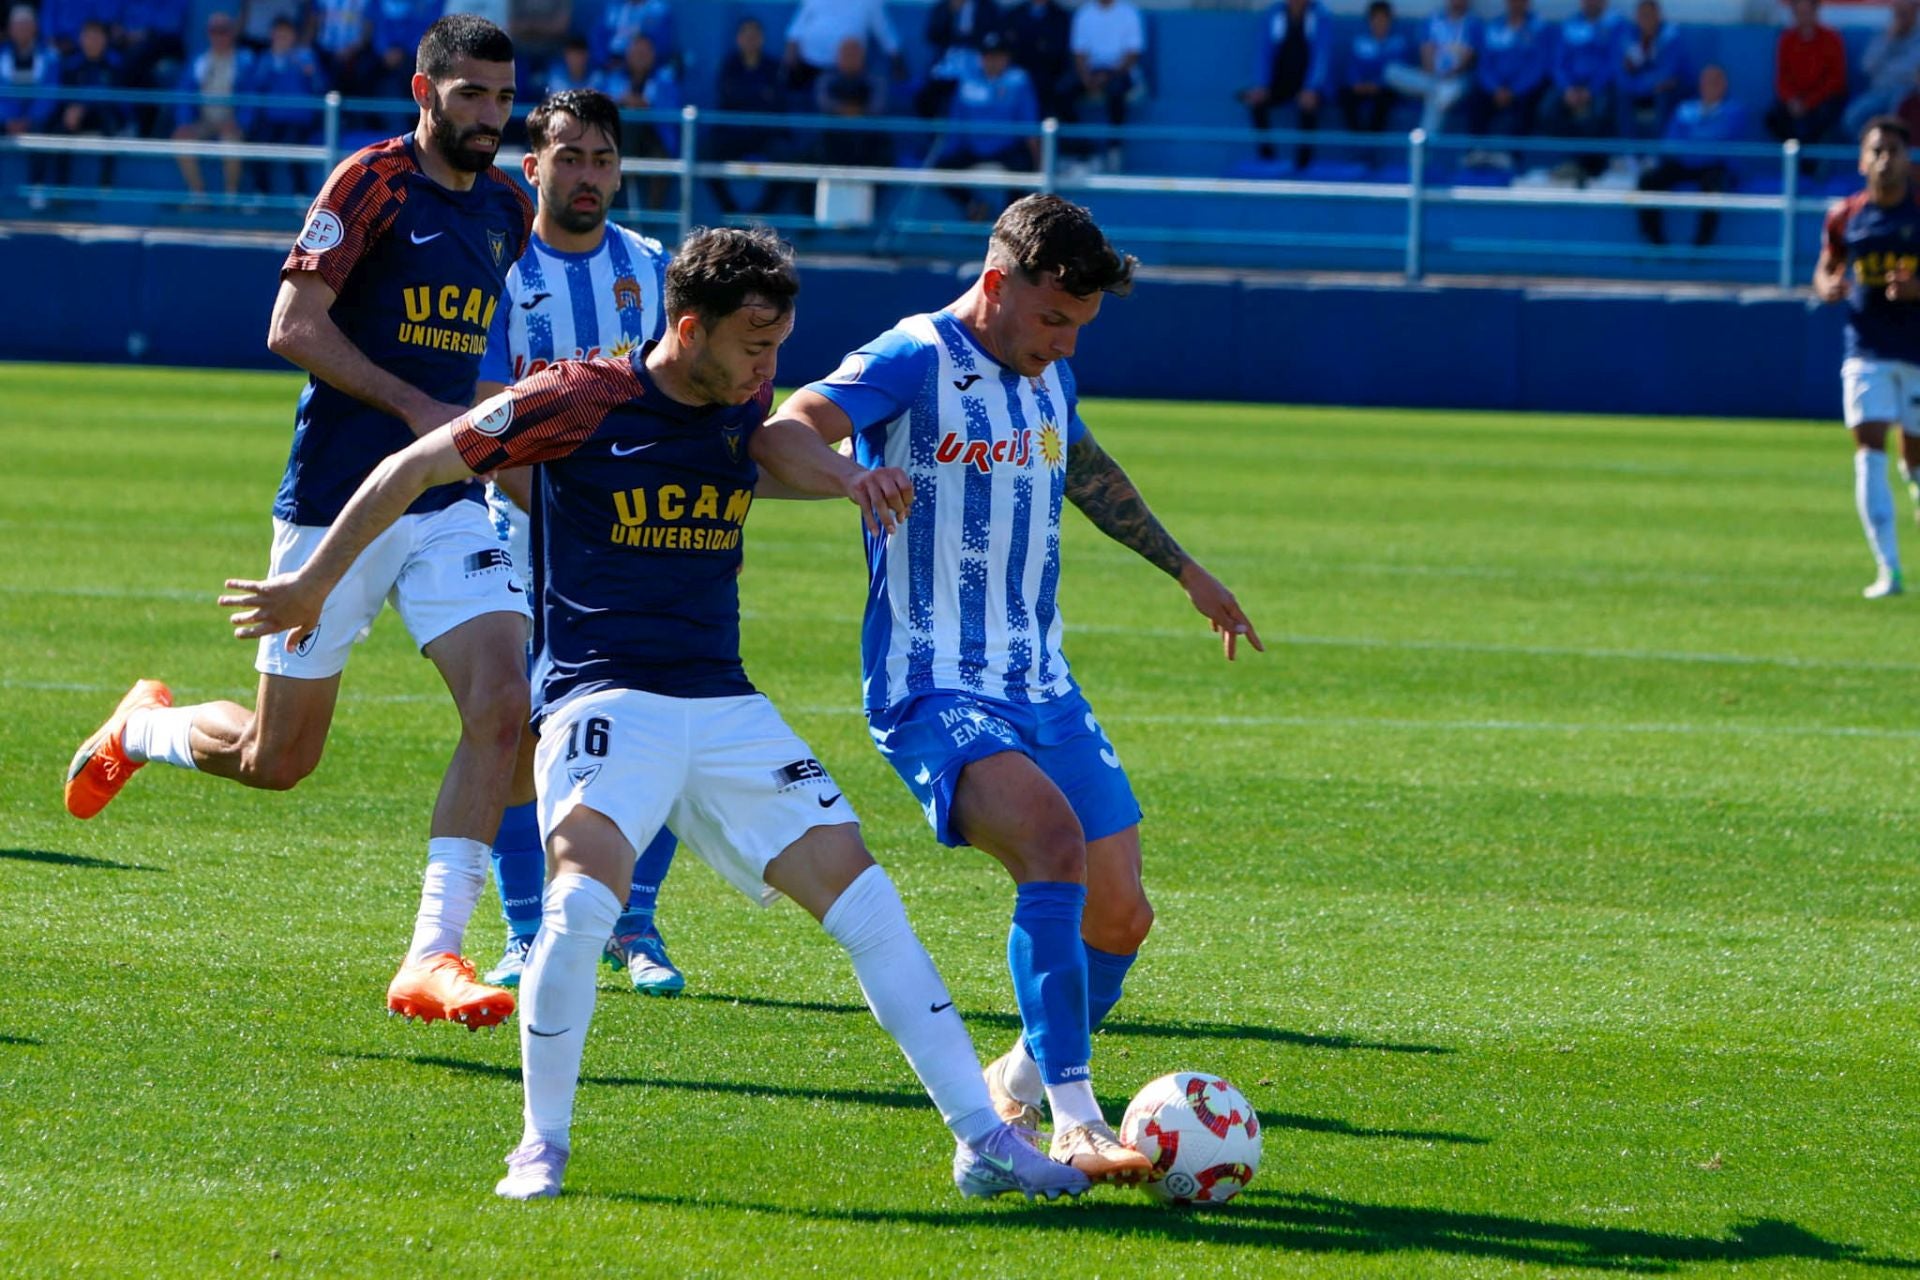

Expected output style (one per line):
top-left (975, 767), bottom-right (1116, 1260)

top-left (310, 0), bottom-right (373, 97)
top-left (1002, 0), bottom-right (1071, 120)
top-left (607, 31), bottom-right (678, 205)
top-left (1846, 0), bottom-right (1920, 138)
top-left (1466, 0), bottom-right (1548, 151)
top-left (783, 0), bottom-right (901, 96)
top-left (544, 34), bottom-right (599, 95)
top-left (1240, 0), bottom-right (1334, 168)
top-left (918, 0), bottom-right (1001, 117)
top-left (55, 18), bottom-right (127, 190)
top-left (242, 13), bottom-right (323, 194)
top-left (1383, 0), bottom-right (1480, 135)
top-left (815, 33), bottom-right (889, 166)
top-left (239, 0), bottom-right (305, 54)
top-left (118, 0), bottom-right (191, 102)
top-left (594, 0), bottom-right (673, 72)
top-left (1340, 1), bottom-right (1410, 139)
top-left (45, 0), bottom-right (121, 56)
top-left (1618, 0), bottom-right (1685, 143)
top-left (711, 14), bottom-right (788, 214)
top-left (369, 0), bottom-right (436, 100)
top-left (1637, 63), bottom-right (1745, 245)
top-left (1540, 0), bottom-right (1623, 167)
top-left (1067, 0), bottom-right (1144, 168)
top-left (172, 11), bottom-right (249, 201)
top-left (2, 3), bottom-right (57, 206)
top-left (928, 29), bottom-right (1035, 218)
top-left (1765, 0), bottom-right (1844, 151)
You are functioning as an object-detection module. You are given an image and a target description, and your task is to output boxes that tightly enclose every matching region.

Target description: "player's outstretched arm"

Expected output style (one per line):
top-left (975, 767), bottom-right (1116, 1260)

top-left (1065, 431), bottom-right (1264, 661)
top-left (268, 272), bottom-right (470, 436)
top-left (220, 428), bottom-right (477, 646)
top-left (755, 407), bottom-right (913, 535)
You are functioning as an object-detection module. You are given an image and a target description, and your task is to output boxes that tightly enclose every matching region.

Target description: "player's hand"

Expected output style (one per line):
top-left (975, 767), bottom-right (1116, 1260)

top-left (1177, 561), bottom-right (1264, 662)
top-left (219, 573), bottom-right (326, 647)
top-left (1815, 268), bottom-right (1849, 304)
top-left (403, 397), bottom-right (472, 439)
top-left (1887, 268), bottom-right (1920, 302)
top-left (845, 465), bottom-right (914, 536)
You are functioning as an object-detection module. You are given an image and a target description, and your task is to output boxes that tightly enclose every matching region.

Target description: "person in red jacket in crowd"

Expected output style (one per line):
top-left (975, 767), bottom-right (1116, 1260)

top-left (1767, 0), bottom-right (1846, 149)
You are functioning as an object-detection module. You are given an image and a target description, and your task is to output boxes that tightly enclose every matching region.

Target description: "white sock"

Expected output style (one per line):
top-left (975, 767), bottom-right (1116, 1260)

top-left (519, 872), bottom-right (621, 1148)
top-left (1857, 448), bottom-right (1902, 576)
top-left (1005, 1034), bottom-right (1044, 1102)
top-left (120, 705), bottom-right (198, 769)
top-left (1046, 1079), bottom-right (1104, 1131)
top-left (406, 837), bottom-right (490, 961)
top-left (822, 865), bottom-right (1001, 1147)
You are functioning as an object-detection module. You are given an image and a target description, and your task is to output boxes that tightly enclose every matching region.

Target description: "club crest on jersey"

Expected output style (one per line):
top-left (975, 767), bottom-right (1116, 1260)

top-left (613, 276), bottom-right (643, 312)
top-left (297, 208), bottom-right (343, 253)
top-left (721, 425), bottom-right (743, 462)
top-left (568, 764), bottom-right (601, 788)
top-left (488, 228), bottom-right (507, 265)
top-left (826, 353), bottom-right (865, 384)
top-left (469, 391), bottom-right (515, 437)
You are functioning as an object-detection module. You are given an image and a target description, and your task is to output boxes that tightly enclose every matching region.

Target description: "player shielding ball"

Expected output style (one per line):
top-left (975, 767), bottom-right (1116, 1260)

top-left (1814, 115), bottom-right (1920, 599)
top-left (773, 195), bottom-right (1261, 1183)
top-left (472, 87), bottom-right (688, 998)
top-left (63, 15), bottom-right (534, 1028)
top-left (218, 227), bottom-right (1090, 1204)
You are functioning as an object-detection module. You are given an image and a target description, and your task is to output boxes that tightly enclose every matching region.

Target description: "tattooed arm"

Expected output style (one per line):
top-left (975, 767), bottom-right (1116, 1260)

top-left (1065, 431), bottom-right (1264, 661)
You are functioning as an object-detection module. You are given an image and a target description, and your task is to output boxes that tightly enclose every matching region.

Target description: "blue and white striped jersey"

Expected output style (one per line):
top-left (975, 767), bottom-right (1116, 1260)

top-left (804, 311), bottom-right (1089, 714)
top-left (481, 224), bottom-right (671, 584)
top-left (480, 225), bottom-right (670, 385)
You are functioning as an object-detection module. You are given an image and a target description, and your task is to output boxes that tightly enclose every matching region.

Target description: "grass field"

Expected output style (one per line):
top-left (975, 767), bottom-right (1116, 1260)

top-left (4, 361), bottom-right (1920, 1278)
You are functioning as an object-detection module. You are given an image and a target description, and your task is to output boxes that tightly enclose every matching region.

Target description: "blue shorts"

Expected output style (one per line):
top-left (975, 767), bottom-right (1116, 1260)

top-left (868, 688), bottom-right (1142, 849)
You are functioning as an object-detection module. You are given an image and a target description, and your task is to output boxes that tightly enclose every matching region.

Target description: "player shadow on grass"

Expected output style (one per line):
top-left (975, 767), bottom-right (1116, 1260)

top-left (0, 847), bottom-right (164, 872)
top-left (593, 1188), bottom-right (1920, 1272)
top-left (0, 1035), bottom-right (41, 1046)
top-left (684, 992), bottom-right (1451, 1054)
top-left (352, 1052), bottom-right (1485, 1144)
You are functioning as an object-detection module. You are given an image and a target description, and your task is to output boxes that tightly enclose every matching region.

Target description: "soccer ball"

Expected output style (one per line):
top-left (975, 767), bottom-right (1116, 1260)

top-left (1119, 1072), bottom-right (1262, 1206)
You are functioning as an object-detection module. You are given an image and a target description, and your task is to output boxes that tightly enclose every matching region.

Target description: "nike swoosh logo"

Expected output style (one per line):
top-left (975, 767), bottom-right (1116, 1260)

top-left (519, 292), bottom-right (551, 310)
top-left (610, 441), bottom-right (657, 457)
top-left (975, 1148), bottom-right (1016, 1173)
top-left (527, 1025), bottom-right (570, 1038)
top-left (410, 229), bottom-right (444, 244)
top-left (929, 1000), bottom-right (954, 1013)
top-left (818, 793), bottom-right (841, 808)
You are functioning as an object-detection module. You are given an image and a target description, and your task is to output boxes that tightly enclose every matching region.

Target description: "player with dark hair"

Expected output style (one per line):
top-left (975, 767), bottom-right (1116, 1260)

top-left (217, 226), bottom-right (1091, 1204)
top-left (64, 14), bottom-right (536, 1029)
top-left (472, 87), bottom-right (688, 998)
top-left (773, 194), bottom-right (1262, 1183)
top-left (1815, 114), bottom-right (1920, 598)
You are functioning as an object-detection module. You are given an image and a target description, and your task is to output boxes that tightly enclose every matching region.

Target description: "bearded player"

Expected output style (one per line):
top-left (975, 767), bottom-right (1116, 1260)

top-left (64, 15), bottom-right (535, 1029)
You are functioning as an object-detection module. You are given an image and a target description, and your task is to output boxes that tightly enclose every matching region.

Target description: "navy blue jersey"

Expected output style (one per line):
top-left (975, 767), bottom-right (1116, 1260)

top-left (1825, 189), bottom-right (1920, 364)
top-left (450, 349), bottom-right (769, 717)
top-left (278, 135), bottom-right (535, 526)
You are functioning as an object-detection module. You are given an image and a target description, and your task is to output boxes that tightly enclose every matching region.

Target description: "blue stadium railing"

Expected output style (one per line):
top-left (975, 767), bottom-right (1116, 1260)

top-left (0, 82), bottom-right (1861, 288)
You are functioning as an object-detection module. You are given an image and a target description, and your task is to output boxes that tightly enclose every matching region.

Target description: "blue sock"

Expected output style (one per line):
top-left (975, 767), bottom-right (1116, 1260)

top-left (616, 827), bottom-right (678, 935)
top-left (1085, 943), bottom-right (1137, 1032)
top-left (1007, 881), bottom-right (1090, 1086)
top-left (491, 801), bottom-right (544, 941)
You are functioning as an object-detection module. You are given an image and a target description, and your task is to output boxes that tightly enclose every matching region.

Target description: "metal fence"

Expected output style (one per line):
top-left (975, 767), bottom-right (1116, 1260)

top-left (0, 82), bottom-right (1859, 287)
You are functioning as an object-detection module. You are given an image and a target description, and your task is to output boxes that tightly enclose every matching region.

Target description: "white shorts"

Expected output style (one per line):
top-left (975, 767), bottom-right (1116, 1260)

top-left (485, 481), bottom-right (532, 594)
top-left (535, 687), bottom-right (858, 907)
top-left (1842, 357), bottom-right (1920, 430)
top-left (254, 500), bottom-right (531, 680)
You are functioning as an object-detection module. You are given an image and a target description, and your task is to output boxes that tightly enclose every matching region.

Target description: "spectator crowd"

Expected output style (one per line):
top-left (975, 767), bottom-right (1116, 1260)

top-left (4, 0), bottom-right (1920, 232)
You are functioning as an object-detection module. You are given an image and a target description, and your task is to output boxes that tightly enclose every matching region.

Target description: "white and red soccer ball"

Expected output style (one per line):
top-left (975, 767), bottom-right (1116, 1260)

top-left (1120, 1072), bottom-right (1262, 1206)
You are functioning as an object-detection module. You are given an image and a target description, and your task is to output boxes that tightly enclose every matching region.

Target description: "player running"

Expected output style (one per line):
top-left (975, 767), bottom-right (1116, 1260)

top-left (1815, 115), bottom-right (1920, 599)
top-left (772, 195), bottom-right (1262, 1184)
top-left (63, 15), bottom-right (535, 1029)
top-left (217, 226), bottom-right (1090, 1204)
top-left (473, 87), bottom-right (687, 998)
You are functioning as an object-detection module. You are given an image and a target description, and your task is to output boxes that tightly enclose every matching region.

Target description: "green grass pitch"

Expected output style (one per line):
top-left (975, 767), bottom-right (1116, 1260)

top-left (3, 361), bottom-right (1919, 1277)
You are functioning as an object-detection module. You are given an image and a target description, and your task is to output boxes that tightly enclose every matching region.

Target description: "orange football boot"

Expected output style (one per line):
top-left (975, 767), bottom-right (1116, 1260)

top-left (387, 953), bottom-right (516, 1029)
top-left (64, 679), bottom-right (173, 819)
